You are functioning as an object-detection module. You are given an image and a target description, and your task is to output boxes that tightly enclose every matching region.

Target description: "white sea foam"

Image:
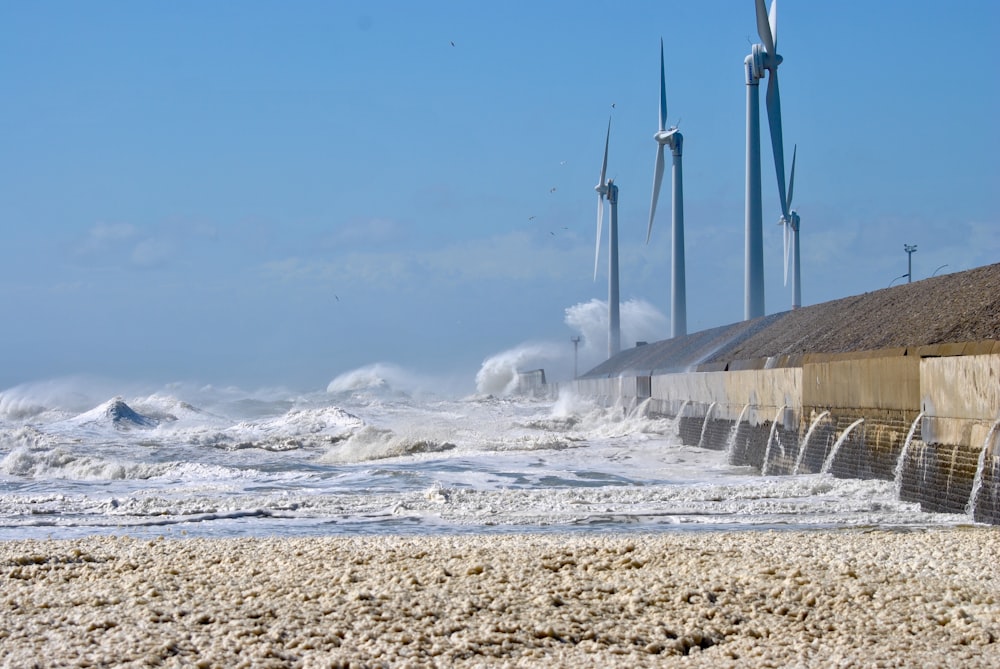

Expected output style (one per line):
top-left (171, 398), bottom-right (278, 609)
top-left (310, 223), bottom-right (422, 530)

top-left (0, 371), bottom-right (974, 539)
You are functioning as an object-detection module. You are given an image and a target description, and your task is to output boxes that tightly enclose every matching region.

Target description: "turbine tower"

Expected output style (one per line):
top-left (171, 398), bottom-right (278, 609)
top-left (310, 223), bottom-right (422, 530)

top-left (779, 144), bottom-right (801, 309)
top-left (594, 118), bottom-right (621, 358)
top-left (647, 38), bottom-right (686, 338)
top-left (744, 0), bottom-right (789, 320)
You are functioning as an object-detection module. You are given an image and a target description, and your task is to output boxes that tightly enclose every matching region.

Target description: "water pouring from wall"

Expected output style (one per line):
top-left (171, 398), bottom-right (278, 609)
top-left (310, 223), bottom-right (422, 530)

top-left (675, 399), bottom-right (691, 439)
top-left (697, 402), bottom-right (716, 449)
top-left (793, 410), bottom-right (829, 475)
top-left (822, 418), bottom-right (865, 475)
top-left (727, 403), bottom-right (751, 463)
top-left (966, 417), bottom-right (1000, 520)
top-left (894, 412), bottom-right (925, 498)
top-left (761, 405), bottom-right (786, 476)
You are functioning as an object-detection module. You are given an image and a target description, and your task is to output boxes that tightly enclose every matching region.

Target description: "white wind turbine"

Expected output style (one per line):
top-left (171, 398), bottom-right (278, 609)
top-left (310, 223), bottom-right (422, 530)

top-left (594, 117), bottom-right (621, 358)
top-left (779, 144), bottom-right (801, 309)
top-left (647, 38), bottom-right (686, 338)
top-left (743, 0), bottom-right (790, 320)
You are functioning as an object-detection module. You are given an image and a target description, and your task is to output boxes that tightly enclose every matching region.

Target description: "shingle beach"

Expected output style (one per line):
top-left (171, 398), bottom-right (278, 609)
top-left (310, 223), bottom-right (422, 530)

top-left (2, 528), bottom-right (997, 667)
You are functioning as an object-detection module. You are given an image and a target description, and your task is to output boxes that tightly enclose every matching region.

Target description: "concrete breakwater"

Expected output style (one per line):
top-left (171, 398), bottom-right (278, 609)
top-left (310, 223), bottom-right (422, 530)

top-left (565, 263), bottom-right (1000, 525)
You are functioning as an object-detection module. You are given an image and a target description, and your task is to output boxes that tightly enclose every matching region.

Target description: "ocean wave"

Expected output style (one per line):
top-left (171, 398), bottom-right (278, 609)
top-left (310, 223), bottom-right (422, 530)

top-left (66, 397), bottom-right (162, 430)
top-left (185, 405), bottom-right (366, 451)
top-left (318, 425), bottom-right (457, 464)
top-left (0, 446), bottom-right (151, 480)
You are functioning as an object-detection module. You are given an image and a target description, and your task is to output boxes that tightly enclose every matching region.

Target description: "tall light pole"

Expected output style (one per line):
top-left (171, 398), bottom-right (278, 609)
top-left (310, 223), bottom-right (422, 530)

top-left (904, 244), bottom-right (918, 283)
top-left (571, 336), bottom-right (581, 379)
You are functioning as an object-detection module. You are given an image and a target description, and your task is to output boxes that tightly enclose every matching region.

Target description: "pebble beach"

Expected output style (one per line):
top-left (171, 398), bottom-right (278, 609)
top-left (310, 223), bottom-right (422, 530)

top-left (2, 528), bottom-right (997, 667)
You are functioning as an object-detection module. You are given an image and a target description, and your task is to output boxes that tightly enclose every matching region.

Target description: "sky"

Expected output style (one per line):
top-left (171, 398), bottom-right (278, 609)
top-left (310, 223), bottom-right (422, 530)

top-left (1, 1), bottom-right (998, 393)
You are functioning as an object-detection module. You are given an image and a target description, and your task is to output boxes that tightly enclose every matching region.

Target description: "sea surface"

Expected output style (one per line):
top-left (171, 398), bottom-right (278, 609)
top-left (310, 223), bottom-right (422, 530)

top-left (0, 369), bottom-right (971, 541)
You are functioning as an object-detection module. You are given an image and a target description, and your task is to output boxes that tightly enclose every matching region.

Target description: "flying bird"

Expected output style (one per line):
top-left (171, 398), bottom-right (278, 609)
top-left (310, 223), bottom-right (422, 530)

top-left (450, 41), bottom-right (455, 47)
top-left (549, 187), bottom-right (557, 193)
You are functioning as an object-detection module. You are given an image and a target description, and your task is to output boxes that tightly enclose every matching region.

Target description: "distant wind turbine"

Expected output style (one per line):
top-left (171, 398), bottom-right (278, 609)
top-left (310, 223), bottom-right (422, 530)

top-left (744, 0), bottom-right (790, 320)
top-left (594, 117), bottom-right (621, 358)
top-left (647, 38), bottom-right (686, 338)
top-left (779, 144), bottom-right (801, 309)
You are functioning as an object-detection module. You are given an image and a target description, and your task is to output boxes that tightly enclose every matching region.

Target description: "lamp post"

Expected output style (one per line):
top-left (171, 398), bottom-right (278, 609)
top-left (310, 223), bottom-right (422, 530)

top-left (904, 244), bottom-right (917, 283)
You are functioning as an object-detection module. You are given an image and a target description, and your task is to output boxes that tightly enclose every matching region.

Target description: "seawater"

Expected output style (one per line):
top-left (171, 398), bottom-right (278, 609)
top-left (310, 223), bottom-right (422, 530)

top-left (0, 372), bottom-right (968, 540)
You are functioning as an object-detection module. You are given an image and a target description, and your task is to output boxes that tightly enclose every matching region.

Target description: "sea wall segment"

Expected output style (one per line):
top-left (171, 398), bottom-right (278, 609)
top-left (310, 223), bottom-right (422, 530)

top-left (802, 350), bottom-right (918, 411)
top-left (565, 349), bottom-right (1000, 525)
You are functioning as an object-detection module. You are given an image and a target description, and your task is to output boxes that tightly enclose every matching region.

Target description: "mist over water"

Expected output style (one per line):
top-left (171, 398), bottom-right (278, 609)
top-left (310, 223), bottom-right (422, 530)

top-left (564, 298), bottom-right (670, 362)
top-left (474, 298), bottom-right (669, 396)
top-left (475, 343), bottom-right (563, 396)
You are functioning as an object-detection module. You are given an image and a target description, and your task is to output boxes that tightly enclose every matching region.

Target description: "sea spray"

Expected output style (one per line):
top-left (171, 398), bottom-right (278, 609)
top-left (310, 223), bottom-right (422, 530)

top-left (467, 298), bottom-right (670, 397)
top-left (327, 363), bottom-right (423, 395)
top-left (564, 298), bottom-right (669, 369)
top-left (475, 343), bottom-right (563, 396)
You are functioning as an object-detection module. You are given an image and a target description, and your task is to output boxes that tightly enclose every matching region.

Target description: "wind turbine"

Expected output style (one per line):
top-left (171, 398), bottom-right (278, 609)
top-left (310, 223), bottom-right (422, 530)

top-left (779, 144), bottom-right (801, 309)
top-left (744, 0), bottom-right (789, 320)
top-left (647, 38), bottom-right (686, 338)
top-left (594, 117), bottom-right (621, 358)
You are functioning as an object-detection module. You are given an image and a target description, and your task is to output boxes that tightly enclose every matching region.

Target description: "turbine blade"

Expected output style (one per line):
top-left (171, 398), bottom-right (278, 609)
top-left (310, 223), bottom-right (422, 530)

top-left (659, 38), bottom-right (668, 132)
top-left (786, 144), bottom-right (797, 212)
top-left (600, 117), bottom-right (610, 187)
top-left (769, 0), bottom-right (778, 50)
top-left (648, 146), bottom-right (665, 244)
top-left (755, 0), bottom-right (774, 55)
top-left (766, 71), bottom-right (788, 220)
top-left (594, 196), bottom-right (604, 280)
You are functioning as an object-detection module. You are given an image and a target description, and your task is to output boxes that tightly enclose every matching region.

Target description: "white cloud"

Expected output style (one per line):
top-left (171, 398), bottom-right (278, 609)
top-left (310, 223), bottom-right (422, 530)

top-left (78, 222), bottom-right (138, 254)
top-left (331, 218), bottom-right (406, 245)
top-left (130, 238), bottom-right (176, 268)
top-left (75, 221), bottom-right (180, 270)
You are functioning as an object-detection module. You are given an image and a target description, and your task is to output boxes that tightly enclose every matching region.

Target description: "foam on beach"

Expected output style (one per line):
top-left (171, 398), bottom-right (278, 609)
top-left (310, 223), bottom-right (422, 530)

top-left (1, 528), bottom-right (997, 666)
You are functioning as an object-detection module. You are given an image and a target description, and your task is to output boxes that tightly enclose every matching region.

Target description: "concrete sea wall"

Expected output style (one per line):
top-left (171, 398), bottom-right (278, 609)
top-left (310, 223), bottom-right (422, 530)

top-left (566, 345), bottom-right (1000, 525)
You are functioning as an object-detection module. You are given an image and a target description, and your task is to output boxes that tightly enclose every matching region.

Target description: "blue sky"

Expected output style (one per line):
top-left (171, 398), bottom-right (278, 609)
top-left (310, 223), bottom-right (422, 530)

top-left (1, 1), bottom-right (998, 392)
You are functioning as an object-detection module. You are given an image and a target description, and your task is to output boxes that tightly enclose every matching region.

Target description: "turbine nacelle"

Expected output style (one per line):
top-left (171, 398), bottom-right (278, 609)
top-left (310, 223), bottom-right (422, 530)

top-left (653, 128), bottom-right (681, 152)
top-left (595, 178), bottom-right (616, 199)
top-left (747, 43), bottom-right (782, 82)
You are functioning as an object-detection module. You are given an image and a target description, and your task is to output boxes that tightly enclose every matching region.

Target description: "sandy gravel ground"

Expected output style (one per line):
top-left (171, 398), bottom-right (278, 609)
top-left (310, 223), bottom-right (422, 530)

top-left (2, 528), bottom-right (997, 668)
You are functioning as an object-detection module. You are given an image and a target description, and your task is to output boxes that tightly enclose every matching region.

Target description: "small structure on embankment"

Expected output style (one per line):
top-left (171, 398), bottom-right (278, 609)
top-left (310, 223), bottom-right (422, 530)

top-left (567, 263), bottom-right (1000, 525)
